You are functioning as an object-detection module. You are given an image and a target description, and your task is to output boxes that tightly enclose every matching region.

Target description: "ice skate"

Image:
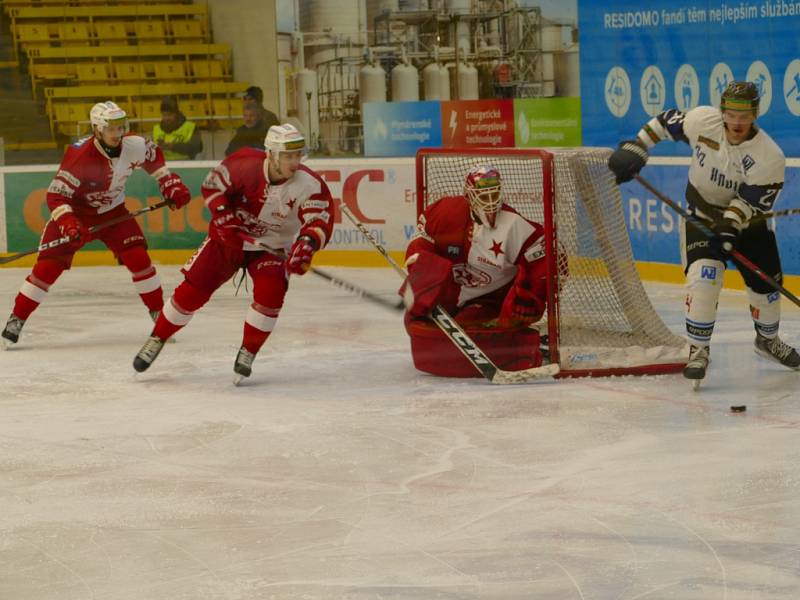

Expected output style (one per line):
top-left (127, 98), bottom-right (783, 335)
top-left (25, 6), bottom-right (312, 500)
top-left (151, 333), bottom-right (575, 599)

top-left (754, 334), bottom-right (800, 370)
top-left (1, 314), bottom-right (25, 348)
top-left (133, 335), bottom-right (166, 372)
top-left (149, 309), bottom-right (176, 343)
top-left (233, 346), bottom-right (255, 386)
top-left (683, 345), bottom-right (710, 390)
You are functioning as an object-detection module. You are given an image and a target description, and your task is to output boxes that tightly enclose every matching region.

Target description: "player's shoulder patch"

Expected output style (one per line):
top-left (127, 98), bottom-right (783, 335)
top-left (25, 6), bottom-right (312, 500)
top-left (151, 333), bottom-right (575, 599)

top-left (71, 135), bottom-right (92, 149)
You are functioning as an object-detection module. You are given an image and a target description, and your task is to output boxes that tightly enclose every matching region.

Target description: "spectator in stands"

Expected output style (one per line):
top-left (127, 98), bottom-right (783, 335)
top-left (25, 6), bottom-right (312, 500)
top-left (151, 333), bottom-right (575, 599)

top-left (242, 85), bottom-right (279, 129)
top-left (152, 96), bottom-right (202, 160)
top-left (224, 101), bottom-right (270, 156)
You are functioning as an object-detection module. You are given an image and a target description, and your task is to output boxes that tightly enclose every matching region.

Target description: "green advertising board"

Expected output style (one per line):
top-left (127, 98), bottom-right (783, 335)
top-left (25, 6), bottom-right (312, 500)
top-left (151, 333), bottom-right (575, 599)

top-left (513, 97), bottom-right (582, 147)
top-left (3, 167), bottom-right (211, 253)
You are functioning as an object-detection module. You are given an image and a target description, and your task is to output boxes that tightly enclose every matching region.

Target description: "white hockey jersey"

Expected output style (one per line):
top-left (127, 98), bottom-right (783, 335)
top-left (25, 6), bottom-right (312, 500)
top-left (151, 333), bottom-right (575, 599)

top-left (637, 105), bottom-right (785, 222)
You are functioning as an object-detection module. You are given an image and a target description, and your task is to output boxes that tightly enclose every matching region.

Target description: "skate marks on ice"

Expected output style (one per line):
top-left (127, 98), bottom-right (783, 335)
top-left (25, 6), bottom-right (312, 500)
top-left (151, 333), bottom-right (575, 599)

top-left (1, 267), bottom-right (800, 599)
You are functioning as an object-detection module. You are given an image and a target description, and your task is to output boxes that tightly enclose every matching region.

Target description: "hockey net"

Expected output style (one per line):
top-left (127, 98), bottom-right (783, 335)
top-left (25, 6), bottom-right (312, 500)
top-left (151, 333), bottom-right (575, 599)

top-left (416, 147), bottom-right (687, 376)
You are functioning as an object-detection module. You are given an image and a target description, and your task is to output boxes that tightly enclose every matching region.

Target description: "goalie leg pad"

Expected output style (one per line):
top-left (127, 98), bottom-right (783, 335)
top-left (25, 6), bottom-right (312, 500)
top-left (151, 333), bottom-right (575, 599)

top-left (747, 288), bottom-right (781, 339)
top-left (684, 258), bottom-right (725, 346)
top-left (405, 313), bottom-right (542, 377)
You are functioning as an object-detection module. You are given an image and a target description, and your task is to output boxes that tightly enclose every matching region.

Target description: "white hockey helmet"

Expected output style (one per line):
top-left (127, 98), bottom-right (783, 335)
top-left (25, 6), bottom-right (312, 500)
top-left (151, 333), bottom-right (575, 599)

top-left (465, 165), bottom-right (502, 228)
top-left (90, 101), bottom-right (128, 134)
top-left (265, 123), bottom-right (306, 157)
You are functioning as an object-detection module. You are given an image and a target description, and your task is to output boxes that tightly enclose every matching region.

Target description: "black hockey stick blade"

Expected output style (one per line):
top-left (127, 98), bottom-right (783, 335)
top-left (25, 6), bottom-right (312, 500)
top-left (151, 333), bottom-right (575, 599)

top-left (310, 266), bottom-right (404, 311)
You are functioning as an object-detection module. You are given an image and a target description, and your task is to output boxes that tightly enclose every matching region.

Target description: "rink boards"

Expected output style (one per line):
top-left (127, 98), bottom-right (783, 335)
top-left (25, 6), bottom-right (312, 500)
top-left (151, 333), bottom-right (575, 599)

top-left (1, 156), bottom-right (800, 288)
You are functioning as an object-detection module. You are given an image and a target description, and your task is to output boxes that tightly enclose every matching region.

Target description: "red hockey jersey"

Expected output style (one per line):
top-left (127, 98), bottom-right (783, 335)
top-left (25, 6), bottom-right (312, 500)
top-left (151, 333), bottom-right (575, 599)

top-left (407, 195), bottom-right (547, 307)
top-left (200, 147), bottom-right (334, 252)
top-left (46, 135), bottom-right (168, 217)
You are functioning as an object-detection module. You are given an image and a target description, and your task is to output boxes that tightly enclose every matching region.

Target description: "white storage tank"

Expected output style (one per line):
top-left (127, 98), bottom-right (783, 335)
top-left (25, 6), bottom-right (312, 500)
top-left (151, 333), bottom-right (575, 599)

top-left (554, 44), bottom-right (580, 97)
top-left (423, 62), bottom-right (449, 100)
top-left (295, 69), bottom-right (319, 149)
top-left (299, 0), bottom-right (367, 45)
top-left (360, 62), bottom-right (387, 104)
top-left (391, 62), bottom-right (419, 101)
top-left (456, 62), bottom-right (478, 100)
top-left (541, 23), bottom-right (564, 52)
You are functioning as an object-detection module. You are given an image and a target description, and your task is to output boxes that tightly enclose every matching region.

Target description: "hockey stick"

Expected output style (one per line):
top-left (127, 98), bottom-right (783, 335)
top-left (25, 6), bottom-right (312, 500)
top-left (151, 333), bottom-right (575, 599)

top-left (634, 174), bottom-right (800, 309)
top-left (749, 206), bottom-right (800, 222)
top-left (0, 200), bottom-right (170, 265)
top-left (237, 233), bottom-right (404, 312)
top-left (339, 204), bottom-right (560, 384)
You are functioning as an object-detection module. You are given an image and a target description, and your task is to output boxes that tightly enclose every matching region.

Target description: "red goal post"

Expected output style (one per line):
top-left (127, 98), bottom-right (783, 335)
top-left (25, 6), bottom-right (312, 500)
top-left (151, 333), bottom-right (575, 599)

top-left (415, 147), bottom-right (687, 377)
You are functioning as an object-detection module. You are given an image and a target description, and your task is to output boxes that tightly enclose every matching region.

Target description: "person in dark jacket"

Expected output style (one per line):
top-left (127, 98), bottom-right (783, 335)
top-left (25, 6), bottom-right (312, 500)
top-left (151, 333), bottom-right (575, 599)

top-left (225, 101), bottom-right (271, 156)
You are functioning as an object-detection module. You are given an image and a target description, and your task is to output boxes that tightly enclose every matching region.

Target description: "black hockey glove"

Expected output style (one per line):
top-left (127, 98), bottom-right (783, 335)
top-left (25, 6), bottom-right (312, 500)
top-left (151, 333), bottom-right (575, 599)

top-left (714, 218), bottom-right (740, 255)
top-left (608, 140), bottom-right (649, 185)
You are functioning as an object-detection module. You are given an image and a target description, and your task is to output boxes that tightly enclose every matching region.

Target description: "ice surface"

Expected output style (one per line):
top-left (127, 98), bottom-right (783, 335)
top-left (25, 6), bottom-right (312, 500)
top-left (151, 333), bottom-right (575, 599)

top-left (1, 265), bottom-right (799, 599)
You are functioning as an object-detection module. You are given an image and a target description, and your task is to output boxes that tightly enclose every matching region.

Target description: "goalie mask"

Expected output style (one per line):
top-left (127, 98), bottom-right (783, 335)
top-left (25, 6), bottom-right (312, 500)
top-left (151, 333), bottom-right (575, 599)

top-left (720, 81), bottom-right (759, 116)
top-left (264, 124), bottom-right (306, 180)
top-left (465, 166), bottom-right (502, 228)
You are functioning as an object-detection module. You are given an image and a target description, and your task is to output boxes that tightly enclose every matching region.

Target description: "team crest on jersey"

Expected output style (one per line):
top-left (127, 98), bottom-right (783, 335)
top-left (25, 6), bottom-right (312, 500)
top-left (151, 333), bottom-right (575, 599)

top-left (452, 263), bottom-right (491, 287)
top-left (85, 189), bottom-right (120, 207)
top-left (238, 211), bottom-right (270, 237)
top-left (742, 154), bottom-right (755, 172)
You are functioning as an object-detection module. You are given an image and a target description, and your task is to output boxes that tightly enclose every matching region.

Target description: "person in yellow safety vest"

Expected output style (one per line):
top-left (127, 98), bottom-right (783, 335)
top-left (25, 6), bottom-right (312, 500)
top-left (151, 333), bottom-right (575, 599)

top-left (152, 96), bottom-right (202, 160)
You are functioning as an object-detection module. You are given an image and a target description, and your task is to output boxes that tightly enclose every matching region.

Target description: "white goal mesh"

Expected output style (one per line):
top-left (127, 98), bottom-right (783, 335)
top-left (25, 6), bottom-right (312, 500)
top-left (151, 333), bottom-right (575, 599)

top-left (416, 147), bottom-right (687, 376)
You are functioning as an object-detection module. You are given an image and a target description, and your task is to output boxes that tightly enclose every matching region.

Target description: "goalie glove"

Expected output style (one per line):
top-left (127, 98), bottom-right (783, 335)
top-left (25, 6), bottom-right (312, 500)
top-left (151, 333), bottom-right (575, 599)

top-left (498, 265), bottom-right (546, 329)
top-left (608, 140), bottom-right (649, 185)
top-left (53, 207), bottom-right (91, 249)
top-left (398, 251), bottom-right (453, 317)
top-left (286, 235), bottom-right (317, 275)
top-left (158, 173), bottom-right (192, 210)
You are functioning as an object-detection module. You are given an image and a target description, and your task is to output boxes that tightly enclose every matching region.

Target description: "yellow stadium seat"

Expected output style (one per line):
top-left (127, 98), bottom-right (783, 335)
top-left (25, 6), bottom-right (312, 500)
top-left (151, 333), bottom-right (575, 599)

top-left (192, 59), bottom-right (224, 80)
top-left (76, 62), bottom-right (109, 83)
top-left (53, 102), bottom-right (92, 137)
top-left (152, 60), bottom-right (186, 81)
top-left (134, 99), bottom-right (161, 133)
top-left (114, 62), bottom-right (146, 81)
top-left (16, 23), bottom-right (54, 51)
top-left (133, 20), bottom-right (166, 42)
top-left (212, 97), bottom-right (242, 128)
top-left (57, 22), bottom-right (91, 46)
top-left (170, 19), bottom-right (205, 43)
top-left (180, 98), bottom-right (207, 119)
top-left (94, 21), bottom-right (129, 42)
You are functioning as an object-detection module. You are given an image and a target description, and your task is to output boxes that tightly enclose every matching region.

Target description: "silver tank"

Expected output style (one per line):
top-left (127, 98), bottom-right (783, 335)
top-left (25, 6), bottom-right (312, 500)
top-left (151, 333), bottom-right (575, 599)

top-left (391, 62), bottom-right (419, 101)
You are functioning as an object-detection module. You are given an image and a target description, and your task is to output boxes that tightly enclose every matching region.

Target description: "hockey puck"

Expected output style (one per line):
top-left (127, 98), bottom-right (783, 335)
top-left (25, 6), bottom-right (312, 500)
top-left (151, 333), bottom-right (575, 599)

top-left (730, 405), bottom-right (747, 413)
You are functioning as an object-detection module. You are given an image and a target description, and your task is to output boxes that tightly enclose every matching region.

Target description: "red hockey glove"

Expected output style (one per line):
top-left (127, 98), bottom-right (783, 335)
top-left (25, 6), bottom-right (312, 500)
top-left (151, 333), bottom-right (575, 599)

top-left (55, 211), bottom-right (91, 249)
top-left (498, 268), bottom-right (546, 329)
top-left (209, 205), bottom-right (244, 249)
top-left (286, 235), bottom-right (317, 275)
top-left (399, 251), bottom-right (453, 317)
top-left (158, 173), bottom-right (192, 210)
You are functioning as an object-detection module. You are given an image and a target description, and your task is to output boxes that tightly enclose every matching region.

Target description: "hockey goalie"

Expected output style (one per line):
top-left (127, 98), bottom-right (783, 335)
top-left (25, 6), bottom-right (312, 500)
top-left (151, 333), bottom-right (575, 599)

top-left (400, 165), bottom-right (561, 377)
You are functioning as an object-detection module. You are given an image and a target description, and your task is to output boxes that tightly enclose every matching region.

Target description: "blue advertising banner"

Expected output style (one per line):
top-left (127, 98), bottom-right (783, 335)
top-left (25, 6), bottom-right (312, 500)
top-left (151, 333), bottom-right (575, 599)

top-left (579, 1), bottom-right (800, 156)
top-left (363, 101), bottom-right (442, 157)
top-left (621, 160), bottom-right (800, 275)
